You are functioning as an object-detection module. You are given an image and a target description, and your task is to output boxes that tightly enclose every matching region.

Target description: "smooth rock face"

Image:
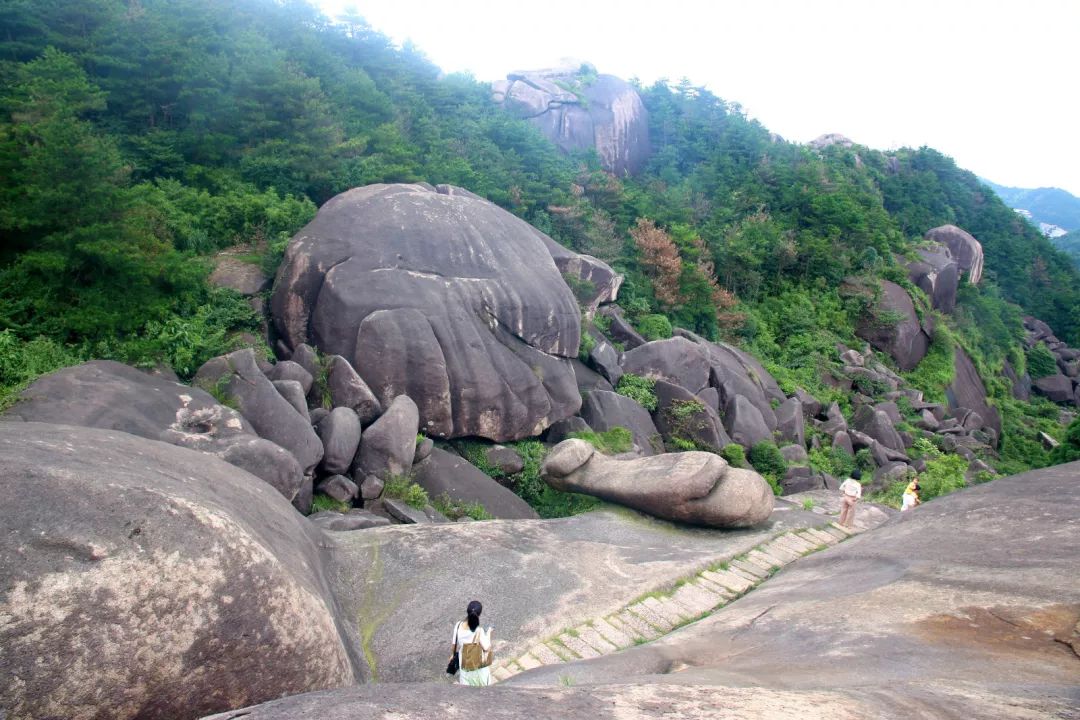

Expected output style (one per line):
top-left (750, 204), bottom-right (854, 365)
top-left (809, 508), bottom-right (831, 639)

top-left (325, 355), bottom-right (381, 425)
top-left (542, 439), bottom-right (774, 527)
top-left (853, 405), bottom-right (904, 452)
top-left (856, 280), bottom-right (930, 371)
top-left (316, 407), bottom-right (362, 476)
top-left (267, 360), bottom-right (314, 395)
top-left (492, 67), bottom-right (650, 176)
top-left (947, 348), bottom-right (1002, 442)
top-left (620, 337), bottom-right (711, 393)
top-left (271, 183), bottom-right (588, 441)
top-left (412, 447), bottom-right (539, 519)
top-left (774, 397), bottom-right (805, 447)
top-left (925, 224), bottom-right (984, 284)
top-left (4, 360), bottom-right (303, 500)
top-left (273, 379), bottom-right (310, 421)
top-left (0, 423), bottom-right (356, 720)
top-left (723, 394), bottom-right (773, 449)
top-left (580, 390), bottom-right (662, 456)
top-left (353, 395), bottom-right (419, 481)
top-left (907, 243), bottom-right (959, 313)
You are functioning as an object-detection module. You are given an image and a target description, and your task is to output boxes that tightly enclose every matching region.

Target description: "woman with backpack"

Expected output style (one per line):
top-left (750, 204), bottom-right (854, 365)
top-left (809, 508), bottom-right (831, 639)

top-left (448, 600), bottom-right (493, 686)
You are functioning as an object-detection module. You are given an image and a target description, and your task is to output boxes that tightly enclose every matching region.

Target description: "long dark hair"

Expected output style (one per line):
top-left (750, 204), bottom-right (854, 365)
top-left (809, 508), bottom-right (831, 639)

top-left (466, 600), bottom-right (482, 631)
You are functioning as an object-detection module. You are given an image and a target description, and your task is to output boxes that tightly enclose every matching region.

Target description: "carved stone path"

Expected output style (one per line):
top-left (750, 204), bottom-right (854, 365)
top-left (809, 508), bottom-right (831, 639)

top-left (490, 521), bottom-right (861, 681)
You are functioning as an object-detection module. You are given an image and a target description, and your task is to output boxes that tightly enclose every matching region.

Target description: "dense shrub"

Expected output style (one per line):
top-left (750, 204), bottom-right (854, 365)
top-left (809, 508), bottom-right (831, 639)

top-left (1049, 418), bottom-right (1080, 464)
top-left (0, 331), bottom-right (83, 410)
top-left (1025, 342), bottom-right (1059, 379)
top-left (720, 444), bottom-right (747, 468)
top-left (636, 314), bottom-right (673, 341)
top-left (748, 442), bottom-right (786, 495)
top-left (616, 373), bottom-right (658, 411)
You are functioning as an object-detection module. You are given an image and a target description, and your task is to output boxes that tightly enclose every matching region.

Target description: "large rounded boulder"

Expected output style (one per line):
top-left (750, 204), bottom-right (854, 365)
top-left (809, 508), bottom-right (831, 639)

top-left (855, 280), bottom-right (931, 371)
top-left (271, 183), bottom-right (588, 442)
top-left (0, 422), bottom-right (357, 720)
top-left (925, 224), bottom-right (983, 284)
top-left (491, 64), bottom-right (650, 176)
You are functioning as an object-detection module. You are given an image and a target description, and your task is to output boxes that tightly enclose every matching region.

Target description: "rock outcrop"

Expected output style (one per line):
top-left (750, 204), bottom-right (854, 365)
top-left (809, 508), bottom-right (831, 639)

top-left (491, 64), bottom-right (650, 176)
top-left (412, 448), bottom-right (539, 520)
top-left (271, 183), bottom-right (604, 441)
top-left (947, 347), bottom-right (1002, 443)
top-left (925, 224), bottom-right (984, 284)
top-left (856, 280), bottom-right (931, 371)
top-left (0, 422), bottom-right (357, 720)
top-left (4, 360), bottom-right (304, 501)
top-left (907, 242), bottom-right (959, 313)
top-left (541, 439), bottom-right (773, 527)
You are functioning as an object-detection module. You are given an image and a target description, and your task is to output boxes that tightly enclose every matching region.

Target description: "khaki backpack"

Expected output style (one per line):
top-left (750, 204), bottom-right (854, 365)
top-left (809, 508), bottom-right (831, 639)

top-left (459, 622), bottom-right (492, 671)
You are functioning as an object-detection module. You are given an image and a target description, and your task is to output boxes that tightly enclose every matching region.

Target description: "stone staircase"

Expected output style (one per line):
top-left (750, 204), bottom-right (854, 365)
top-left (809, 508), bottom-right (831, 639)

top-left (491, 521), bottom-right (861, 681)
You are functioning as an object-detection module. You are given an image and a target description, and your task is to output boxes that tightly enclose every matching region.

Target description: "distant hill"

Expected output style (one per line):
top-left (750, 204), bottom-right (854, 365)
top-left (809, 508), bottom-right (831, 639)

top-left (1056, 229), bottom-right (1080, 268)
top-left (981, 179), bottom-right (1080, 231)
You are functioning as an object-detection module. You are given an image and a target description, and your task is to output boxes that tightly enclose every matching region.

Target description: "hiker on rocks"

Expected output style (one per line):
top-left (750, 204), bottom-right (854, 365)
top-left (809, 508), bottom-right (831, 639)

top-left (450, 600), bottom-right (493, 686)
top-left (838, 469), bottom-right (862, 528)
top-left (902, 477), bottom-right (922, 512)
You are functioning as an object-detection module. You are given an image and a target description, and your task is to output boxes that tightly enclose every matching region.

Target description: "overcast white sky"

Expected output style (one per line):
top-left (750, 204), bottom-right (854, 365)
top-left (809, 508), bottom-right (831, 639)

top-left (319, 0), bottom-right (1080, 196)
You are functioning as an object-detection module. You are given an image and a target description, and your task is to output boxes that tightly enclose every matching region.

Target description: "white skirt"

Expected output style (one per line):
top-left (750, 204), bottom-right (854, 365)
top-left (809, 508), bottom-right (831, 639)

top-left (457, 666), bottom-right (492, 686)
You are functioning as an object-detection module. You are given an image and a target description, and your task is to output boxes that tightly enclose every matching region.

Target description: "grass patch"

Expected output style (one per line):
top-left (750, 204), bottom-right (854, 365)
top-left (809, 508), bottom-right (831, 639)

top-left (567, 426), bottom-right (633, 454)
top-left (431, 493), bottom-right (493, 521)
top-left (310, 493), bottom-right (351, 514)
top-left (382, 473), bottom-right (430, 510)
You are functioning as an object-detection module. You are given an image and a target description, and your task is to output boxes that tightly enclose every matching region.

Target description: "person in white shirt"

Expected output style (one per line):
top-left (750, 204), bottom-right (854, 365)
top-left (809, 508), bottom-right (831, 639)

top-left (838, 468), bottom-right (863, 528)
top-left (450, 600), bottom-right (493, 686)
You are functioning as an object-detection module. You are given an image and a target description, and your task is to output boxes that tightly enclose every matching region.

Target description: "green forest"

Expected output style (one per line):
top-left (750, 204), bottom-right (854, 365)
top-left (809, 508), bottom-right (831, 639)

top-left (2, 0), bottom-right (1078, 475)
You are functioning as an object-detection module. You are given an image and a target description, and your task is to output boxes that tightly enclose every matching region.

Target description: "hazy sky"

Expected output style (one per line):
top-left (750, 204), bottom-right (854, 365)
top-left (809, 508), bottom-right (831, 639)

top-left (320, 0), bottom-right (1080, 196)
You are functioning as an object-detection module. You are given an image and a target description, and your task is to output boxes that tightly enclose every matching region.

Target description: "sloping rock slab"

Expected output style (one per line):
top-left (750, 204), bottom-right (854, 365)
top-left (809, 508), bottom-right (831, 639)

top-left (271, 183), bottom-right (585, 441)
top-left (510, 463), bottom-right (1080, 720)
top-left (0, 423), bottom-right (357, 720)
top-left (947, 347), bottom-right (1002, 442)
top-left (412, 447), bottom-right (539, 520)
top-left (542, 439), bottom-right (773, 527)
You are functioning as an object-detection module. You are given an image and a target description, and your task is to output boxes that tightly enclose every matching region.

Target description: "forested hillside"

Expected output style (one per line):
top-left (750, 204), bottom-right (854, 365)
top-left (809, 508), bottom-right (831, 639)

top-left (1, 0), bottom-right (1078, 474)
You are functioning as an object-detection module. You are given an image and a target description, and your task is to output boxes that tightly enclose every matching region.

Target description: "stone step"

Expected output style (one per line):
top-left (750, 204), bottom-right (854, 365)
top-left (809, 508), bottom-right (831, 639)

top-left (613, 609), bottom-right (661, 641)
top-left (494, 528), bottom-right (867, 679)
top-left (592, 617), bottom-right (634, 649)
top-left (747, 549), bottom-right (786, 571)
top-left (761, 541), bottom-right (800, 563)
top-left (730, 558), bottom-right (769, 579)
top-left (528, 643), bottom-right (563, 666)
top-left (652, 596), bottom-right (694, 624)
top-left (794, 529), bottom-right (829, 548)
top-left (547, 639), bottom-right (578, 662)
top-left (821, 525), bottom-right (849, 541)
top-left (557, 632), bottom-right (600, 659)
top-left (725, 564), bottom-right (761, 583)
top-left (627, 601), bottom-right (675, 633)
top-left (577, 624), bottom-right (618, 654)
top-left (694, 575), bottom-right (735, 600)
top-left (516, 653), bottom-right (542, 671)
top-left (776, 533), bottom-right (816, 554)
top-left (701, 569), bottom-right (747, 595)
top-left (671, 581), bottom-right (722, 615)
top-left (803, 527), bottom-right (838, 545)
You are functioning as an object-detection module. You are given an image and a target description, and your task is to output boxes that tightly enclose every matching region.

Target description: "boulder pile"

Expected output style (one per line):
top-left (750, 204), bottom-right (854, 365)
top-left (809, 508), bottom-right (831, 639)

top-left (490, 63), bottom-right (650, 176)
top-left (1020, 315), bottom-right (1080, 407)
